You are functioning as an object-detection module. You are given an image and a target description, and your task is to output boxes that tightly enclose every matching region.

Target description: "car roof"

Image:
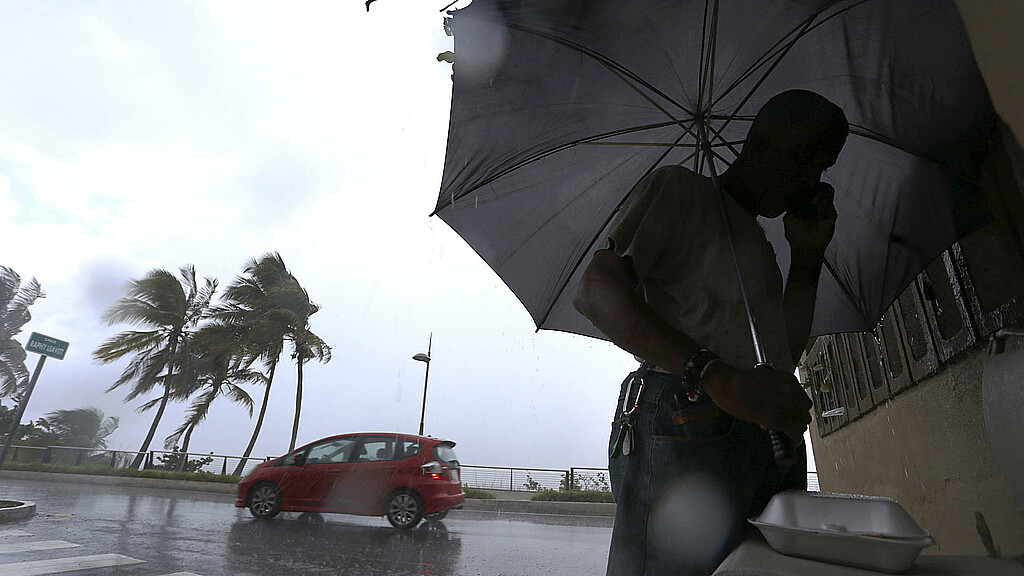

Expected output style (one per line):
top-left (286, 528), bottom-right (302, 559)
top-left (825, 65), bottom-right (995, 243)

top-left (297, 432), bottom-right (454, 450)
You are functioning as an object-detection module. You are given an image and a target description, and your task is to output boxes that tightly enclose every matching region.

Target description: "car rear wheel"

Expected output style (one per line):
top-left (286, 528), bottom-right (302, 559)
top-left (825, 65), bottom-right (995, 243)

top-left (247, 481), bottom-right (282, 520)
top-left (385, 490), bottom-right (423, 529)
top-left (424, 510), bottom-right (448, 522)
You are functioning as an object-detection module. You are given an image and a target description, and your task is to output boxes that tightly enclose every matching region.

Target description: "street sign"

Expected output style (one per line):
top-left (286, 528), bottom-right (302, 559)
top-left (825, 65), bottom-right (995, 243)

top-left (26, 332), bottom-right (69, 361)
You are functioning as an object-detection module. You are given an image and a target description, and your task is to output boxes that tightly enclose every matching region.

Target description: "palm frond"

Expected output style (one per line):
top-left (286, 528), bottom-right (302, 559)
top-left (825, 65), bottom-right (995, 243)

top-left (93, 330), bottom-right (166, 363)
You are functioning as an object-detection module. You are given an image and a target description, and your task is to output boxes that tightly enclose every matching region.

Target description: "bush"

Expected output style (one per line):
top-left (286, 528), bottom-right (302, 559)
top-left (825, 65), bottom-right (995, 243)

top-left (3, 461), bottom-right (242, 484)
top-left (462, 487), bottom-right (496, 499)
top-left (530, 489), bottom-right (615, 503)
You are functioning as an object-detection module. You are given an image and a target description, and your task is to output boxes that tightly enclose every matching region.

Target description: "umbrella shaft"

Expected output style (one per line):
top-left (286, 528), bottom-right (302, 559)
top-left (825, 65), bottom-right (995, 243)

top-left (701, 146), bottom-right (769, 366)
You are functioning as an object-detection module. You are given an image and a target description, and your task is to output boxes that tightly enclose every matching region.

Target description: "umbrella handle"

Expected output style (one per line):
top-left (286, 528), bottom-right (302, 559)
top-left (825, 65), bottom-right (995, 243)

top-left (770, 430), bottom-right (801, 467)
top-left (754, 362), bottom-right (803, 467)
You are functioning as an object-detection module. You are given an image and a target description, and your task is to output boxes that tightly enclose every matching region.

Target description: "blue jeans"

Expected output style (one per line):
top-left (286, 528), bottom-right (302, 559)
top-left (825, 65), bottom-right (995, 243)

top-left (607, 368), bottom-right (806, 576)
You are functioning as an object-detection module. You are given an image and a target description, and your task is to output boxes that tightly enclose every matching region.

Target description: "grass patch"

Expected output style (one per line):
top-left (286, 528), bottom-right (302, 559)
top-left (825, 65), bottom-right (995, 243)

top-left (530, 489), bottom-right (614, 503)
top-left (4, 461), bottom-right (242, 484)
top-left (462, 487), bottom-right (496, 499)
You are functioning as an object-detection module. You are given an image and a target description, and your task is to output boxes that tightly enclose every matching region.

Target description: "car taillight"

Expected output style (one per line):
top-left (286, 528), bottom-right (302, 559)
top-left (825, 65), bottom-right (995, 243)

top-left (421, 461), bottom-right (443, 480)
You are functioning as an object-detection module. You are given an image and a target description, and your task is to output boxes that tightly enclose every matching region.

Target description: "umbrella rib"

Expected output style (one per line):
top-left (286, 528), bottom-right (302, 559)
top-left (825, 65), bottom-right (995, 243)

top-left (697, 0), bottom-right (712, 120)
top-left (505, 22), bottom-right (694, 118)
top-left (434, 121), bottom-right (683, 214)
top-left (534, 131), bottom-right (692, 329)
top-left (821, 257), bottom-right (874, 331)
top-left (713, 0), bottom-right (868, 109)
top-left (848, 124), bottom-right (982, 188)
top-left (598, 61), bottom-right (691, 130)
top-left (714, 17), bottom-right (817, 136)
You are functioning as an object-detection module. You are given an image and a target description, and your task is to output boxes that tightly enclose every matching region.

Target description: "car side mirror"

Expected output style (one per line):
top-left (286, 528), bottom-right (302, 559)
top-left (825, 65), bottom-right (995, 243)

top-left (294, 453), bottom-right (307, 466)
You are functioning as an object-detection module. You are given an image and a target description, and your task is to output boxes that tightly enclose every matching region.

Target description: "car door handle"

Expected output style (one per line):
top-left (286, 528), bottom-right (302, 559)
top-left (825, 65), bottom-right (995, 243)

top-left (330, 470), bottom-right (344, 474)
top-left (383, 468), bottom-right (397, 471)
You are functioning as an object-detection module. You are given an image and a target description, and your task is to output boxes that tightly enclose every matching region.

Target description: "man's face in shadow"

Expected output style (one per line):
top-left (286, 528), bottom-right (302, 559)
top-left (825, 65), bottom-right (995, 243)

top-left (749, 131), bottom-right (845, 219)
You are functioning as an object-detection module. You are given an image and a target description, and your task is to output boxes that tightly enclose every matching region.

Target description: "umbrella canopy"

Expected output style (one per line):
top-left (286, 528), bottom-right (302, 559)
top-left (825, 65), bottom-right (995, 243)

top-left (435, 0), bottom-right (998, 340)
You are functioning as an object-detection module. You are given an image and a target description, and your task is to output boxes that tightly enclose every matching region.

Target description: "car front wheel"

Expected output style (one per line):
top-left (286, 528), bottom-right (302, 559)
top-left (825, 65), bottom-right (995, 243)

top-left (247, 482), bottom-right (282, 520)
top-left (385, 490), bottom-right (423, 529)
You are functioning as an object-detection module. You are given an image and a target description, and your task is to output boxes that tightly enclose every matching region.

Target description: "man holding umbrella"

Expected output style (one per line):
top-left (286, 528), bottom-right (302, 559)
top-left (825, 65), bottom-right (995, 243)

top-left (574, 90), bottom-right (849, 575)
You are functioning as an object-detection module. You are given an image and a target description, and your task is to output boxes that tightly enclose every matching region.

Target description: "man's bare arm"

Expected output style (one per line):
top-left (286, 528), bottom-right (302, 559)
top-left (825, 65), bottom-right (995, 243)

top-left (783, 182), bottom-right (837, 365)
top-left (575, 249), bottom-right (812, 439)
top-left (783, 258), bottom-right (824, 365)
top-left (573, 249), bottom-right (700, 376)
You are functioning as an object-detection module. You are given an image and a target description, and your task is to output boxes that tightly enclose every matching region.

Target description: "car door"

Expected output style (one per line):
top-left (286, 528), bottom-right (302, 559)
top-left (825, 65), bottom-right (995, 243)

top-left (280, 436), bottom-right (357, 510)
top-left (332, 435), bottom-right (402, 514)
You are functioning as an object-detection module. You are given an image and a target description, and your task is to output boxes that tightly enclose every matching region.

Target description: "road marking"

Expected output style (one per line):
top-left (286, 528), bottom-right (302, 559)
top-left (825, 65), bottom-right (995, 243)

top-left (0, 541), bottom-right (80, 554)
top-left (0, 553), bottom-right (144, 575)
top-left (0, 532), bottom-right (31, 539)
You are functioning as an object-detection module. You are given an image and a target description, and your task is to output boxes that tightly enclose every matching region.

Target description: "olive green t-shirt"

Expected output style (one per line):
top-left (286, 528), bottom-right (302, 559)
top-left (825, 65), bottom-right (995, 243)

top-left (606, 165), bottom-right (792, 371)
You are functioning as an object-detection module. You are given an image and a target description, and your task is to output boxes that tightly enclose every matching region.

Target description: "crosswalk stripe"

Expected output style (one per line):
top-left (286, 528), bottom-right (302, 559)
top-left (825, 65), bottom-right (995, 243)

top-left (0, 533), bottom-right (31, 540)
top-left (0, 541), bottom-right (80, 554)
top-left (0, 553), bottom-right (144, 576)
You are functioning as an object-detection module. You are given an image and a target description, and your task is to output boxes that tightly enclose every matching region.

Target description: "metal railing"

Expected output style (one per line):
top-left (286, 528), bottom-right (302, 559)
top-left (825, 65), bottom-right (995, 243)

top-left (459, 465), bottom-right (820, 493)
top-left (2, 445), bottom-right (270, 477)
top-left (2, 444), bottom-right (820, 493)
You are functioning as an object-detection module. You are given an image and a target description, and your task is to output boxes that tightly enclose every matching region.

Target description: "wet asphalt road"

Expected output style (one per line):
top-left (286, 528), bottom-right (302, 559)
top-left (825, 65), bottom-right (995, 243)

top-left (0, 477), bottom-right (612, 575)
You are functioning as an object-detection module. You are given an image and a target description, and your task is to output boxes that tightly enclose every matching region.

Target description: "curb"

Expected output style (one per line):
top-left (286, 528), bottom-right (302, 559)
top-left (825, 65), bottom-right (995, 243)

top-left (0, 470), bottom-right (236, 495)
top-left (0, 470), bottom-right (616, 517)
top-left (0, 500), bottom-right (36, 523)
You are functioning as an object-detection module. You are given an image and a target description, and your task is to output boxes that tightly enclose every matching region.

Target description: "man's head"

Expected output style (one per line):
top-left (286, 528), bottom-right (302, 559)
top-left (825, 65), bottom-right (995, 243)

top-left (736, 90), bottom-right (849, 217)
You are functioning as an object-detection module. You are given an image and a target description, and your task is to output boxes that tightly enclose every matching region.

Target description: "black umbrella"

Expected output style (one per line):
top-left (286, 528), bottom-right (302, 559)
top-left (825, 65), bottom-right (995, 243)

top-left (435, 0), bottom-right (998, 344)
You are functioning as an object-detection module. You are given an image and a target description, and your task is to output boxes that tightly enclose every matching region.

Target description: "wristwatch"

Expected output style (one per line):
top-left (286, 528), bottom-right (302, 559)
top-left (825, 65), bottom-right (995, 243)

top-left (681, 348), bottom-right (720, 394)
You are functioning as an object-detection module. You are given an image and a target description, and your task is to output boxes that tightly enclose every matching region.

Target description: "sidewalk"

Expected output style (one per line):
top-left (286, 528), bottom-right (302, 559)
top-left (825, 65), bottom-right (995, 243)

top-left (0, 470), bottom-right (615, 517)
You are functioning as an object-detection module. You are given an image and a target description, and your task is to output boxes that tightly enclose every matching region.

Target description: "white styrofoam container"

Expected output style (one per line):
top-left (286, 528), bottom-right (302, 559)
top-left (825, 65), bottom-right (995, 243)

top-left (749, 491), bottom-right (936, 573)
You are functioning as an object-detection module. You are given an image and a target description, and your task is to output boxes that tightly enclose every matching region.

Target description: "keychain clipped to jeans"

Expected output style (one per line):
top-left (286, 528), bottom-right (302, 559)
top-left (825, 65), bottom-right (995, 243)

top-left (611, 366), bottom-right (648, 459)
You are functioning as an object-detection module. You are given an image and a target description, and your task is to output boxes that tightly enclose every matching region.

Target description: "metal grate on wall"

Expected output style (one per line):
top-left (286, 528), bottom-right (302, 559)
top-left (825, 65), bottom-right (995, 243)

top-left (807, 224), bottom-right (1024, 436)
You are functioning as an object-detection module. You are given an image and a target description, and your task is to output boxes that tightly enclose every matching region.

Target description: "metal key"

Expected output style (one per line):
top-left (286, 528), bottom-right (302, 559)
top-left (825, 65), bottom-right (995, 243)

top-left (610, 422), bottom-right (628, 459)
top-left (621, 423), bottom-right (634, 456)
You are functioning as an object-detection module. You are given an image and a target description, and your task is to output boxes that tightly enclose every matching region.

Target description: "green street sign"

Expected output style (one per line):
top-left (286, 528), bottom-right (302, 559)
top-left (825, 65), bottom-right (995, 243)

top-left (26, 332), bottom-right (69, 361)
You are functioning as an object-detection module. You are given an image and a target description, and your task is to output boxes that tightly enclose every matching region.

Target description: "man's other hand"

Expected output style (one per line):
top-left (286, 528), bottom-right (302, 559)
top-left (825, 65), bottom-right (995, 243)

top-left (784, 182), bottom-right (836, 262)
top-left (701, 362), bottom-right (812, 440)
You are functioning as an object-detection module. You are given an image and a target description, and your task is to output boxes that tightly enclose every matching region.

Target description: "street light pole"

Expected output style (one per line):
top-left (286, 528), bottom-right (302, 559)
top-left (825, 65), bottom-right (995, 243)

top-left (412, 333), bottom-right (432, 436)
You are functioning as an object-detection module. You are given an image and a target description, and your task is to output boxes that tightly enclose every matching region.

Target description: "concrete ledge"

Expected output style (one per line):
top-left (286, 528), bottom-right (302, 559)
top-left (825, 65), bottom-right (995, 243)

top-left (0, 500), bottom-right (36, 523)
top-left (0, 470), bottom-right (237, 495)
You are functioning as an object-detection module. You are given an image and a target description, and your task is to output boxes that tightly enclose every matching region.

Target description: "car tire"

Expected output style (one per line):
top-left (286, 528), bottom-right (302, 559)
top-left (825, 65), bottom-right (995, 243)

top-left (424, 510), bottom-right (448, 522)
top-left (247, 481), bottom-right (282, 520)
top-left (384, 490), bottom-right (423, 529)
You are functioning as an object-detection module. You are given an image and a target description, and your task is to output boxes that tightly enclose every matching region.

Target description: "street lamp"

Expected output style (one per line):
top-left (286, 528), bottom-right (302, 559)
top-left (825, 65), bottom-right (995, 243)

top-left (412, 333), bottom-right (432, 436)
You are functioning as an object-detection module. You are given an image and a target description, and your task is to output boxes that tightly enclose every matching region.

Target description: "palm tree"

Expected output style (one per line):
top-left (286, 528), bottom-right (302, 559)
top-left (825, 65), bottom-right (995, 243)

top-left (93, 265), bottom-right (217, 469)
top-left (218, 253), bottom-right (330, 474)
top-left (1, 266), bottom-right (45, 397)
top-left (163, 324), bottom-right (258, 466)
top-left (39, 407), bottom-right (119, 449)
top-left (288, 315), bottom-right (331, 451)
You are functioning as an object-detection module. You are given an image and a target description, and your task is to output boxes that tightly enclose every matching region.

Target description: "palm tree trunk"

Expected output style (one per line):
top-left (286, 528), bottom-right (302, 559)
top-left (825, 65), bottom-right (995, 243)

top-left (130, 330), bottom-right (180, 470)
top-left (233, 361), bottom-right (276, 476)
top-left (130, 384), bottom-right (170, 469)
top-left (289, 360), bottom-right (304, 451)
top-left (176, 422), bottom-right (196, 472)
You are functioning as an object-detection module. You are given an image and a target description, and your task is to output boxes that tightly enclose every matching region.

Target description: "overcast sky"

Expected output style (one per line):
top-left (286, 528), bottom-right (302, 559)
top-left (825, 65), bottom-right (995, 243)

top-left (1, 0), bottom-right (815, 475)
top-left (0, 0), bottom-right (647, 472)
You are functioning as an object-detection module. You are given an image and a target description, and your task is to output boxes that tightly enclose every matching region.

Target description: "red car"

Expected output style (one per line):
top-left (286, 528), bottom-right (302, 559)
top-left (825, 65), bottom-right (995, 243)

top-left (236, 432), bottom-right (465, 529)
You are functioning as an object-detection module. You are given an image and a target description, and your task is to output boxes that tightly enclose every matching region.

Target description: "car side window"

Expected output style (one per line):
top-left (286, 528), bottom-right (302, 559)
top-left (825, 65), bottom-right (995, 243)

top-left (356, 436), bottom-right (399, 462)
top-left (278, 449), bottom-right (306, 467)
top-left (305, 438), bottom-right (356, 464)
top-left (398, 440), bottom-right (421, 460)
